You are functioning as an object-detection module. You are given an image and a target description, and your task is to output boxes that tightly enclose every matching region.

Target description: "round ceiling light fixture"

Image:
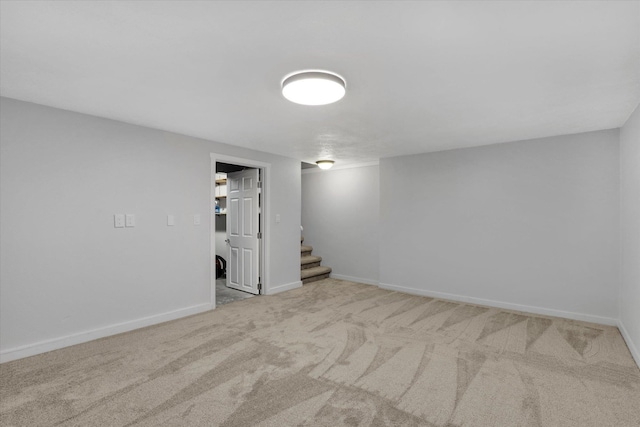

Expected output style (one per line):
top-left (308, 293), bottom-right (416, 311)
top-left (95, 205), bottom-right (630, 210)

top-left (282, 70), bottom-right (346, 105)
top-left (316, 160), bottom-right (335, 170)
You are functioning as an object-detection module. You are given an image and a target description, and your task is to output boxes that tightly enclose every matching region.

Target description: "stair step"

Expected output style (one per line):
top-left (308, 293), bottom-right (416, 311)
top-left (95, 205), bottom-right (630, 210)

top-left (303, 273), bottom-right (331, 284)
top-left (301, 266), bottom-right (331, 281)
top-left (301, 255), bottom-right (322, 270)
top-left (299, 240), bottom-right (331, 284)
top-left (301, 255), bottom-right (322, 265)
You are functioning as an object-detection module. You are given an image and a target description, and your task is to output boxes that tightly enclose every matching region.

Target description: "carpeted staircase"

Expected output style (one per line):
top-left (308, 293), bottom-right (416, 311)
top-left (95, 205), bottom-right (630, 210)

top-left (300, 236), bottom-right (331, 284)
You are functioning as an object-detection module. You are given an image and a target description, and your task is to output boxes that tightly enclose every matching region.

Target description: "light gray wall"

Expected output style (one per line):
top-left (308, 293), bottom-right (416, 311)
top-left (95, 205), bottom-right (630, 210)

top-left (380, 130), bottom-right (620, 323)
top-left (0, 97), bottom-right (301, 360)
top-left (620, 104), bottom-right (640, 365)
top-left (302, 165), bottom-right (379, 284)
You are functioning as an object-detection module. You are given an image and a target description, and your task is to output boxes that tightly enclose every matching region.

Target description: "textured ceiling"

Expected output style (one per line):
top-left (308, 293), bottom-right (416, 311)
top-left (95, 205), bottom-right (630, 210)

top-left (1, 1), bottom-right (639, 166)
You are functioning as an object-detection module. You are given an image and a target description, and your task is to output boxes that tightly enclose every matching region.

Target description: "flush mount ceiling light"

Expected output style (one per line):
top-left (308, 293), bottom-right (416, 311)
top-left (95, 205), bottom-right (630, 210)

top-left (282, 71), bottom-right (346, 105)
top-left (316, 160), bottom-right (335, 170)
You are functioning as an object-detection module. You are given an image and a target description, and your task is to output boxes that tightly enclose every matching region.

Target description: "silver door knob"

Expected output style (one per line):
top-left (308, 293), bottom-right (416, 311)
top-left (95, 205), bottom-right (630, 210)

top-left (225, 239), bottom-right (230, 244)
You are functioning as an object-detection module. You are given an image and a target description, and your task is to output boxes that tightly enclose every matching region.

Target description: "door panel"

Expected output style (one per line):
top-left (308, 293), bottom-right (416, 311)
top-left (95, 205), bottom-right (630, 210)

top-left (243, 198), bottom-right (253, 236)
top-left (229, 198), bottom-right (239, 236)
top-left (226, 168), bottom-right (260, 294)
top-left (229, 247), bottom-right (239, 286)
top-left (243, 248), bottom-right (253, 288)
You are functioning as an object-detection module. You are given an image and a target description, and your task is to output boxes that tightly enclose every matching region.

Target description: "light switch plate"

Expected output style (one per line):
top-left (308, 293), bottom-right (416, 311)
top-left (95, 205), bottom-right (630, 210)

top-left (167, 215), bottom-right (175, 226)
top-left (275, 214), bottom-right (281, 223)
top-left (125, 214), bottom-right (135, 227)
top-left (193, 214), bottom-right (201, 226)
top-left (114, 214), bottom-right (125, 228)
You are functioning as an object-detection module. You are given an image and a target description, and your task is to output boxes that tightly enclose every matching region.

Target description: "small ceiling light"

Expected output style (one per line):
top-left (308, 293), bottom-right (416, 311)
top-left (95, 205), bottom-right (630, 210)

top-left (282, 71), bottom-right (346, 105)
top-left (316, 160), bottom-right (335, 170)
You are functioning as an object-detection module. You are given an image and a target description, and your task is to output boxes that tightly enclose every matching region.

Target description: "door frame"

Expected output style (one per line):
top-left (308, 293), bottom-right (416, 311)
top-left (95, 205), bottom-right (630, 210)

top-left (210, 153), bottom-right (271, 308)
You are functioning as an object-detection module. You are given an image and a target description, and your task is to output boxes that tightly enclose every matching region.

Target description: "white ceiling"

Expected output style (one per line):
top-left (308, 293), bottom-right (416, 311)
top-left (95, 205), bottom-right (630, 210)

top-left (1, 1), bottom-right (639, 166)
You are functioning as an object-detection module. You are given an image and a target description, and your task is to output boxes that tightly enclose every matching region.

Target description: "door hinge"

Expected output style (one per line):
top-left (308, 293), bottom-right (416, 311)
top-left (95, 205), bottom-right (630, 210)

top-left (257, 181), bottom-right (262, 189)
top-left (258, 282), bottom-right (262, 292)
top-left (257, 232), bottom-right (262, 239)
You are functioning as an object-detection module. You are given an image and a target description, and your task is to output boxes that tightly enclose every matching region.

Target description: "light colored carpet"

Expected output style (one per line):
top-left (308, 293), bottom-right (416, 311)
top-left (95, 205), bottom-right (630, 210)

top-left (1, 279), bottom-right (639, 426)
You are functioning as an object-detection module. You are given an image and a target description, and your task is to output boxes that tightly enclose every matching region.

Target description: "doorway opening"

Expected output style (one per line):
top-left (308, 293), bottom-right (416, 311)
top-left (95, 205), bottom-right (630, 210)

top-left (210, 154), bottom-right (269, 307)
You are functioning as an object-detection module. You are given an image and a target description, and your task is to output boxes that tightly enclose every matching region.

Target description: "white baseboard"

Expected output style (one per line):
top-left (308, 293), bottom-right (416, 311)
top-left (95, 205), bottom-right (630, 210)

top-left (378, 283), bottom-right (618, 326)
top-left (0, 303), bottom-right (213, 364)
top-left (266, 280), bottom-right (302, 295)
top-left (330, 274), bottom-right (378, 286)
top-left (618, 320), bottom-right (640, 370)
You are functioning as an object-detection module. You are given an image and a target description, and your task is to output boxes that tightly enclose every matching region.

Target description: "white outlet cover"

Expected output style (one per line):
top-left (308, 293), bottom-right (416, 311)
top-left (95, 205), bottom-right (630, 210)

top-left (194, 214), bottom-right (201, 226)
top-left (114, 214), bottom-right (125, 228)
top-left (125, 214), bottom-right (135, 227)
top-left (167, 215), bottom-right (175, 226)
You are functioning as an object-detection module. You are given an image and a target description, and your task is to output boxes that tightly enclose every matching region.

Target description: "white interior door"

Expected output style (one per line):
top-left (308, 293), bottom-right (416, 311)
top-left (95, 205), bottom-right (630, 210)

top-left (226, 168), bottom-right (260, 294)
